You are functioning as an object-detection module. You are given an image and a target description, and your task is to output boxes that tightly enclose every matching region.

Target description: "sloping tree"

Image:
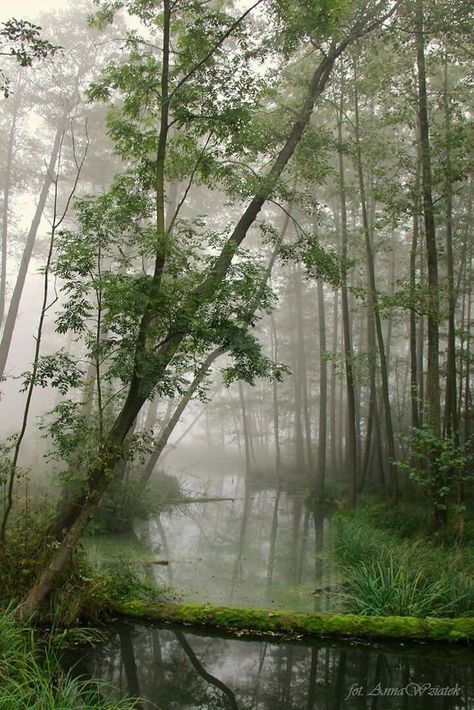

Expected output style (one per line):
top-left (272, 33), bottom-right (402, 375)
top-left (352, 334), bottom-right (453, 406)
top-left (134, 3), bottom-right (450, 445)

top-left (20, 0), bottom-right (403, 617)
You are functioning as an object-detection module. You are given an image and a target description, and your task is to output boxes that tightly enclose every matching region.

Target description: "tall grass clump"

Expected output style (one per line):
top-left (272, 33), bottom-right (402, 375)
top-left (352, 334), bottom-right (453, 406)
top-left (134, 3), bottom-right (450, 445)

top-left (0, 606), bottom-right (138, 708)
top-left (334, 505), bottom-right (474, 617)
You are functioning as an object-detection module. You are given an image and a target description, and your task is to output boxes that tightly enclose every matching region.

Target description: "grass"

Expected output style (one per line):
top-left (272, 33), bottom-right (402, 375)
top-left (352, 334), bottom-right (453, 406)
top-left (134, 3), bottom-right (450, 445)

top-left (333, 502), bottom-right (474, 617)
top-left (0, 606), bottom-right (138, 709)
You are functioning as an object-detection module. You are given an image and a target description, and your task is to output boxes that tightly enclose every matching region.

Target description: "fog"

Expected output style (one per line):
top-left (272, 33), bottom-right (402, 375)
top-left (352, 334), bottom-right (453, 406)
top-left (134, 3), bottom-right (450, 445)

top-left (0, 0), bottom-right (473, 705)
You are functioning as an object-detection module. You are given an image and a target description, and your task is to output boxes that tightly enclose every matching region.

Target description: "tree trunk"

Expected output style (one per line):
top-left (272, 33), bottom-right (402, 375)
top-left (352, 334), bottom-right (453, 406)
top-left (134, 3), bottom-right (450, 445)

top-left (353, 61), bottom-right (398, 502)
top-left (329, 288), bottom-right (339, 474)
top-left (442, 51), bottom-right (458, 438)
top-left (337, 85), bottom-right (358, 508)
top-left (410, 150), bottom-right (421, 429)
top-left (0, 86), bottom-right (22, 328)
top-left (0, 117), bottom-right (67, 376)
top-left (315, 277), bottom-right (327, 499)
top-left (416, 0), bottom-right (441, 434)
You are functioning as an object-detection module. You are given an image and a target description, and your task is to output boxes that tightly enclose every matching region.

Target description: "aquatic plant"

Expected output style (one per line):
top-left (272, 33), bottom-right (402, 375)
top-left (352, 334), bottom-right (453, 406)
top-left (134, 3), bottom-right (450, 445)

top-left (342, 557), bottom-right (474, 617)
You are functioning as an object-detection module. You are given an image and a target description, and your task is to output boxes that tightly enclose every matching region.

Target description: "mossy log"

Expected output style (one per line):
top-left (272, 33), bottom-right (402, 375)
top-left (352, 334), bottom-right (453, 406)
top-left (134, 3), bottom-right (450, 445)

top-left (110, 600), bottom-right (474, 643)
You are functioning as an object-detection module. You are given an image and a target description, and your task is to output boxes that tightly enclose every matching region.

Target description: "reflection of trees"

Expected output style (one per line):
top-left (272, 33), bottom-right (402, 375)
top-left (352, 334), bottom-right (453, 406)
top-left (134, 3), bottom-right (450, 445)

top-left (175, 631), bottom-right (239, 710)
top-left (75, 623), bottom-right (474, 710)
top-left (118, 626), bottom-right (141, 707)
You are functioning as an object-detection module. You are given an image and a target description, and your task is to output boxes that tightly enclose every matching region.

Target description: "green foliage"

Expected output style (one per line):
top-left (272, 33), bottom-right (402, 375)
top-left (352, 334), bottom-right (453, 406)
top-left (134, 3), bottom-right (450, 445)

top-left (268, 0), bottom-right (348, 57)
top-left (0, 19), bottom-right (60, 97)
top-left (20, 352), bottom-right (84, 395)
top-left (0, 607), bottom-right (137, 708)
top-left (97, 559), bottom-right (167, 603)
top-left (395, 426), bottom-right (474, 523)
top-left (0, 506), bottom-right (167, 625)
top-left (343, 557), bottom-right (474, 617)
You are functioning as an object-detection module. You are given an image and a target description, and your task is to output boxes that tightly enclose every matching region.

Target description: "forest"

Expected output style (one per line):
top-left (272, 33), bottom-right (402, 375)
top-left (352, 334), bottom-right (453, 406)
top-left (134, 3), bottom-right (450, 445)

top-left (0, 0), bottom-right (473, 707)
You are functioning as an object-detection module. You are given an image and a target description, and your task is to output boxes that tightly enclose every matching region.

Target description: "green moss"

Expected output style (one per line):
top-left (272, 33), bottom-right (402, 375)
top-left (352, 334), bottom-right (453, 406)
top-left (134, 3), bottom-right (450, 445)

top-left (110, 600), bottom-right (474, 643)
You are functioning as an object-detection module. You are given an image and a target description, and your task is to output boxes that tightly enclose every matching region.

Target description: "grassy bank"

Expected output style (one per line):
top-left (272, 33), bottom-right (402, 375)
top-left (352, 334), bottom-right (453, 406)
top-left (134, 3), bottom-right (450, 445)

top-left (334, 501), bottom-right (474, 617)
top-left (110, 599), bottom-right (474, 642)
top-left (0, 607), bottom-right (137, 708)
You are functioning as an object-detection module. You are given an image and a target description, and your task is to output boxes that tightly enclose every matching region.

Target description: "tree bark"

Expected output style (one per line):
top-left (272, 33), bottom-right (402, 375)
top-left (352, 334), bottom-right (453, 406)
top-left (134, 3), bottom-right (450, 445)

top-left (315, 277), bottom-right (327, 499)
top-left (337, 85), bottom-right (358, 508)
top-left (353, 61), bottom-right (398, 502)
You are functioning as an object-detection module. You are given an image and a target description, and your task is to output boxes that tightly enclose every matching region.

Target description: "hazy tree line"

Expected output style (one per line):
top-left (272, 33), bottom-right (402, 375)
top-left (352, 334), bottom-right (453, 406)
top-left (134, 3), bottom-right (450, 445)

top-left (0, 0), bottom-right (472, 617)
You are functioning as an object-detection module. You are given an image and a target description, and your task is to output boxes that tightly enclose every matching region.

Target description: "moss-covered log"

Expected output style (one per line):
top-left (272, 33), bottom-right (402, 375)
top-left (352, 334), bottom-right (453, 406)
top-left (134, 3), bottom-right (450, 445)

top-left (110, 600), bottom-right (474, 643)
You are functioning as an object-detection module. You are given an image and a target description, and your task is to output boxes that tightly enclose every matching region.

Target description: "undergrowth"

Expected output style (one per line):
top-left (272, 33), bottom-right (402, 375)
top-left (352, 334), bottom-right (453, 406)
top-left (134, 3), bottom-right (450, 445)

top-left (0, 507), bottom-right (169, 625)
top-left (0, 606), bottom-right (138, 708)
top-left (334, 502), bottom-right (474, 617)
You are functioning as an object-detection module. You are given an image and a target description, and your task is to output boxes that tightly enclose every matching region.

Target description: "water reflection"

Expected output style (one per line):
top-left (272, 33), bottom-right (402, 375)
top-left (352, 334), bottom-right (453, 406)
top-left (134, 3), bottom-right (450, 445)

top-left (136, 485), bottom-right (338, 612)
top-left (73, 622), bottom-right (474, 709)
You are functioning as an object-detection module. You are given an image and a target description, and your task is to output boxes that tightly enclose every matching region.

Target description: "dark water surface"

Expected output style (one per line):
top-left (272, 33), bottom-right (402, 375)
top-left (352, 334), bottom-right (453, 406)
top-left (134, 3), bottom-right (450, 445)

top-left (70, 621), bottom-right (474, 709)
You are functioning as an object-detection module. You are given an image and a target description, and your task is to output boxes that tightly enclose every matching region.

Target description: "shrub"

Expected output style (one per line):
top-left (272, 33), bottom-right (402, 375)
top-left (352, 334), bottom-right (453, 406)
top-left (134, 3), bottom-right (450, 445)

top-left (89, 471), bottom-right (185, 534)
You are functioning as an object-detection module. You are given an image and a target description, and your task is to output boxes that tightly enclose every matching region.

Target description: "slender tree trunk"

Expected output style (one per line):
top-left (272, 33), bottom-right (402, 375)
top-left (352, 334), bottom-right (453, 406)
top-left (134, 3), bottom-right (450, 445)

top-left (353, 63), bottom-right (398, 501)
top-left (291, 266), bottom-right (306, 474)
top-left (442, 51), bottom-right (458, 438)
top-left (464, 252), bottom-right (472, 442)
top-left (0, 87), bottom-right (22, 328)
top-left (410, 153), bottom-right (421, 429)
top-left (315, 278), bottom-right (327, 499)
top-left (337, 86), bottom-right (358, 507)
top-left (0, 117), bottom-right (67, 376)
top-left (295, 263), bottom-right (314, 476)
top-left (330, 289), bottom-right (339, 475)
top-left (416, 0), bottom-right (441, 434)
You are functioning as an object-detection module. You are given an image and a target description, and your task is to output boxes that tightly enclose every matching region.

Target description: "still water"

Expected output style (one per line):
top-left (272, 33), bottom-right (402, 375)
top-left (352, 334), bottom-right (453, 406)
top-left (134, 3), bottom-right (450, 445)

top-left (71, 621), bottom-right (474, 709)
top-left (85, 484), bottom-right (339, 611)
